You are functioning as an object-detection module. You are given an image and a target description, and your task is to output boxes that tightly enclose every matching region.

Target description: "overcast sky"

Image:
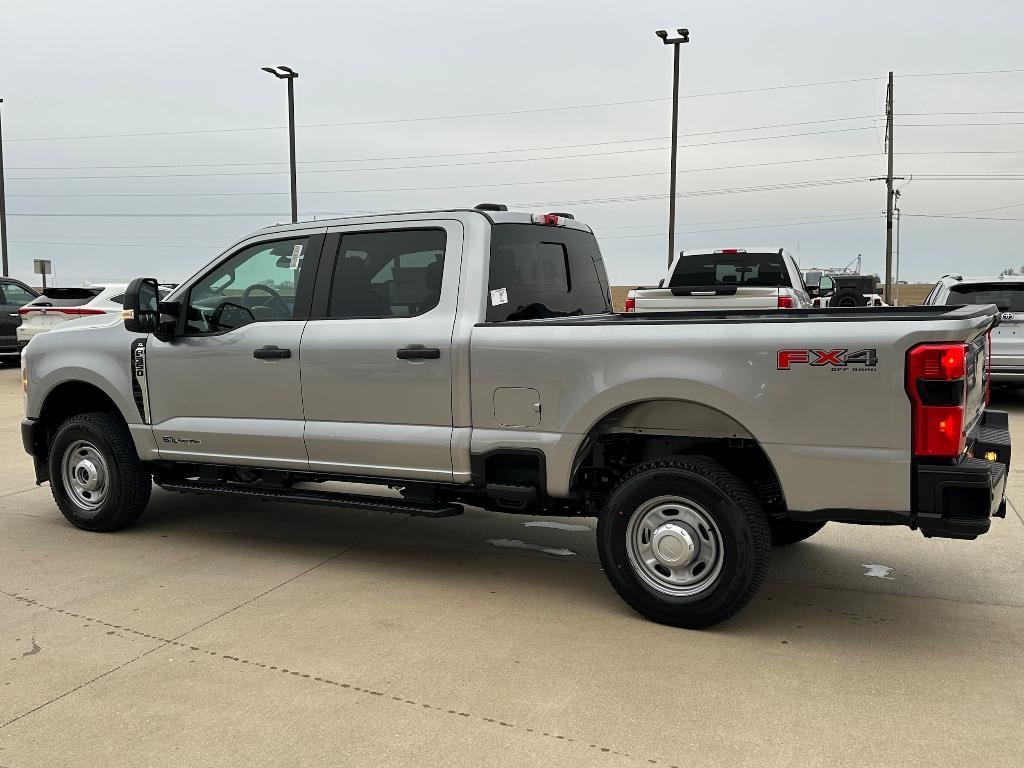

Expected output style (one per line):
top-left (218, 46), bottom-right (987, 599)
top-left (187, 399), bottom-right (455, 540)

top-left (2, 0), bottom-right (1023, 288)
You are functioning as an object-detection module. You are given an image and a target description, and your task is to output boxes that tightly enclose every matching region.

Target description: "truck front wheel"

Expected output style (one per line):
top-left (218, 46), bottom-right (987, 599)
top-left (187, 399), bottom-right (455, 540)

top-left (597, 456), bottom-right (771, 628)
top-left (48, 412), bottom-right (152, 532)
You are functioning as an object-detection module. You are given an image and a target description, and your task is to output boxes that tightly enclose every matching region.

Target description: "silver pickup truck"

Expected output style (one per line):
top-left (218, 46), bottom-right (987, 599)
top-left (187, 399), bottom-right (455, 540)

top-left (20, 206), bottom-right (1011, 628)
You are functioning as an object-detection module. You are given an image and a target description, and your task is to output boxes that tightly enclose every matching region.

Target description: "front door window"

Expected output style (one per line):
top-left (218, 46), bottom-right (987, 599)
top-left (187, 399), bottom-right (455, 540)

top-left (185, 238), bottom-right (308, 334)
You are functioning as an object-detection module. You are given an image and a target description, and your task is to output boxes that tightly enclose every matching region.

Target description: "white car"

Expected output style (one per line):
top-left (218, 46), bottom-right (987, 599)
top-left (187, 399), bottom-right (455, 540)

top-left (17, 285), bottom-right (131, 345)
top-left (923, 274), bottom-right (1023, 384)
top-left (625, 248), bottom-right (812, 312)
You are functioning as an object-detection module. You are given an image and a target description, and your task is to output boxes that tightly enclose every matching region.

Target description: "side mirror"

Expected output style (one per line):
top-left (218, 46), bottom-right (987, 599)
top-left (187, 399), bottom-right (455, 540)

top-left (122, 278), bottom-right (161, 334)
top-left (818, 275), bottom-right (836, 297)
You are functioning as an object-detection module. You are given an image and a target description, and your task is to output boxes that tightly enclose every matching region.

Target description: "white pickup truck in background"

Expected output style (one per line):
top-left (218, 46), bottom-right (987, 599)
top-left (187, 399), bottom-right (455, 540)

top-left (625, 248), bottom-right (812, 312)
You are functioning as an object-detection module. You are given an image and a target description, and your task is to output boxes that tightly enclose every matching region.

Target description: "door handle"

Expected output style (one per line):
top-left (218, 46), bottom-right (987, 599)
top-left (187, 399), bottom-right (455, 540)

top-left (8, 313), bottom-right (18, 318)
top-left (253, 345), bottom-right (292, 360)
top-left (396, 345), bottom-right (440, 360)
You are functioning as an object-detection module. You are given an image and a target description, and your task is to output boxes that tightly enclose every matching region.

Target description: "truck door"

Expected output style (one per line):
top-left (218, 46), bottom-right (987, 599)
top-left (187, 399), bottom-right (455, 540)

top-left (144, 232), bottom-right (324, 469)
top-left (299, 221), bottom-right (463, 482)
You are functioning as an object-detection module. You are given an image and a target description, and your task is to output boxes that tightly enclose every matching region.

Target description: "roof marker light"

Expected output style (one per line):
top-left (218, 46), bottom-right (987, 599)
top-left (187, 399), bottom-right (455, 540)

top-left (531, 213), bottom-right (567, 227)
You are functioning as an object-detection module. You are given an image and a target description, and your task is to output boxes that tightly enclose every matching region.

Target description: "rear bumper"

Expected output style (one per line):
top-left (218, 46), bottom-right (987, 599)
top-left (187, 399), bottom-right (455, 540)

top-left (914, 409), bottom-right (1010, 539)
top-left (790, 409), bottom-right (1010, 540)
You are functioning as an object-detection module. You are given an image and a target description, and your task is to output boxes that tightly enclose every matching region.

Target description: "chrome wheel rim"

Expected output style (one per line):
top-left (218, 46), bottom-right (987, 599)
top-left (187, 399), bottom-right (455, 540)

top-left (626, 495), bottom-right (724, 597)
top-left (61, 440), bottom-right (110, 516)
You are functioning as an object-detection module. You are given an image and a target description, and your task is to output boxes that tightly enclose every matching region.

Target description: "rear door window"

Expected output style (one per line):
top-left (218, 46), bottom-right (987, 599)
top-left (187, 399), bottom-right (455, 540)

top-left (325, 229), bottom-right (446, 319)
top-left (946, 283), bottom-right (1024, 311)
top-left (670, 252), bottom-right (791, 288)
top-left (486, 224), bottom-right (611, 322)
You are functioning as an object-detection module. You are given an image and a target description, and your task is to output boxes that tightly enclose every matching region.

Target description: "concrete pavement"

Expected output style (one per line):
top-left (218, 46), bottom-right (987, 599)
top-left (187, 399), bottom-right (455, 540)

top-left (1, 363), bottom-right (1022, 767)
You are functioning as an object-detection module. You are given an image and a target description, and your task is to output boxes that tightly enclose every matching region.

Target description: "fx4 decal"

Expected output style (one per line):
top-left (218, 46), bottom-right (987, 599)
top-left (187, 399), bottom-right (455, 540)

top-left (777, 348), bottom-right (878, 371)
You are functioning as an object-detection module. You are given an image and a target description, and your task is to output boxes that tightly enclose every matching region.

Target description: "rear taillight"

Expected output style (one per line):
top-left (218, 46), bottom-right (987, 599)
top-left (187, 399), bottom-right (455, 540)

top-left (906, 343), bottom-right (968, 457)
top-left (624, 292), bottom-right (636, 313)
top-left (777, 296), bottom-right (795, 309)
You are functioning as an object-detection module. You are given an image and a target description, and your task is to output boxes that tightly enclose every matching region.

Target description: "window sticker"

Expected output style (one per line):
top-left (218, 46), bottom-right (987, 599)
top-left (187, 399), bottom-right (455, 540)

top-left (289, 243), bottom-right (304, 268)
top-left (490, 287), bottom-right (508, 307)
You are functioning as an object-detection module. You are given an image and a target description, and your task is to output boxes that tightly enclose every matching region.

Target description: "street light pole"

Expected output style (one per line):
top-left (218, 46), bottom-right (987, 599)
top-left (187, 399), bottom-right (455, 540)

top-left (262, 66), bottom-right (299, 223)
top-left (655, 28), bottom-right (689, 268)
top-left (0, 98), bottom-right (9, 277)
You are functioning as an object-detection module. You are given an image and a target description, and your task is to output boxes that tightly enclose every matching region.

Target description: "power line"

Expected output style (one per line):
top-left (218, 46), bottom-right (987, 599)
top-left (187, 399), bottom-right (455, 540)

top-left (4, 177), bottom-right (873, 219)
top-left (5, 115), bottom-right (878, 171)
top-left (9, 240), bottom-right (212, 249)
top-left (597, 210), bottom-right (882, 231)
top-left (904, 213), bottom-right (1024, 221)
top-left (601, 214), bottom-right (881, 239)
top-left (901, 67), bottom-right (1024, 78)
top-left (7, 127), bottom-right (881, 182)
top-left (4, 155), bottom-right (881, 198)
top-left (8, 213), bottom-right (885, 247)
top-left (904, 110), bottom-right (1024, 116)
top-left (6, 77), bottom-right (881, 143)
top-left (899, 121), bottom-right (1024, 127)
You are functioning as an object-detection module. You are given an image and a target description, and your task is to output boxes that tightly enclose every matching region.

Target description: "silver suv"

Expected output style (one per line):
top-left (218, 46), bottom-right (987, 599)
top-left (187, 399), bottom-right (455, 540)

top-left (924, 274), bottom-right (1024, 383)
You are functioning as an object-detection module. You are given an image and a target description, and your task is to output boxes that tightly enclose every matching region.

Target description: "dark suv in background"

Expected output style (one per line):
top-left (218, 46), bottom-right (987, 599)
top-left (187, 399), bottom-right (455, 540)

top-left (0, 277), bottom-right (40, 365)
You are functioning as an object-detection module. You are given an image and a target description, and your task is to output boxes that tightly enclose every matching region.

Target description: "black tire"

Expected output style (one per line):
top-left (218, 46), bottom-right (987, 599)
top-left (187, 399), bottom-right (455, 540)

top-left (597, 456), bottom-right (771, 629)
top-left (769, 518), bottom-right (826, 546)
top-left (48, 411), bottom-right (152, 532)
top-left (829, 287), bottom-right (867, 307)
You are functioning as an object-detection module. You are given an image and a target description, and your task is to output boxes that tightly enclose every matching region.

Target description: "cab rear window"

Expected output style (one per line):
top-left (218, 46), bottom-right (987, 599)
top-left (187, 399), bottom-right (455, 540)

top-left (670, 253), bottom-right (791, 288)
top-left (947, 284), bottom-right (1024, 312)
top-left (486, 224), bottom-right (611, 322)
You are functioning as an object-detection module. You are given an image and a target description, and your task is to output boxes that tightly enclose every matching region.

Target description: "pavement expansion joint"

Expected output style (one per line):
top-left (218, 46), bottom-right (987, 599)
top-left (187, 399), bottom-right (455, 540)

top-left (1, 589), bottom-right (680, 766)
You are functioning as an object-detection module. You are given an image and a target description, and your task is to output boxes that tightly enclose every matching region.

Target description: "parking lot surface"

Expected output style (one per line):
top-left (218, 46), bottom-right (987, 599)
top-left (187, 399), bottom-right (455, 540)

top-left (1, 364), bottom-right (1022, 767)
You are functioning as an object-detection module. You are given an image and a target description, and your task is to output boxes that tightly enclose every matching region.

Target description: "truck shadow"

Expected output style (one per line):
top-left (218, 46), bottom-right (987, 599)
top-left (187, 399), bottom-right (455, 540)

top-left (130, 488), bottom-right (1016, 651)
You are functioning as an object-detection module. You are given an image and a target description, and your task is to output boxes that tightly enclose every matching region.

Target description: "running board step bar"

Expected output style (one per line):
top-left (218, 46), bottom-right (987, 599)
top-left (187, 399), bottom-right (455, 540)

top-left (157, 479), bottom-right (464, 518)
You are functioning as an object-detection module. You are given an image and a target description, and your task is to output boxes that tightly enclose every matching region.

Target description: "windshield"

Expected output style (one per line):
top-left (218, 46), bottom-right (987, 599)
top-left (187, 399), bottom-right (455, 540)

top-left (670, 252), bottom-right (790, 288)
top-left (947, 283), bottom-right (1024, 312)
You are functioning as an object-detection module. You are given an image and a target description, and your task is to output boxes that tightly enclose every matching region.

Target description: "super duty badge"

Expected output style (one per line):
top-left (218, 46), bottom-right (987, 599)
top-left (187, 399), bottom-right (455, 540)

top-left (777, 348), bottom-right (878, 371)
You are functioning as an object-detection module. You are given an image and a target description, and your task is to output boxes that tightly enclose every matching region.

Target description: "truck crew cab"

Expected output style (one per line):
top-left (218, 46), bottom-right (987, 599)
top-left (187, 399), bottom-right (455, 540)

top-left (20, 207), bottom-right (1010, 628)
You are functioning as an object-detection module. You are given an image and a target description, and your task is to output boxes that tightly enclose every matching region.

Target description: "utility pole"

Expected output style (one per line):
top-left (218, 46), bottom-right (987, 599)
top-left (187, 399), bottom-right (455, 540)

top-left (655, 28), bottom-right (690, 268)
top-left (262, 66), bottom-right (299, 223)
top-left (869, 73), bottom-right (905, 303)
top-left (884, 71), bottom-right (895, 303)
top-left (0, 98), bottom-right (9, 277)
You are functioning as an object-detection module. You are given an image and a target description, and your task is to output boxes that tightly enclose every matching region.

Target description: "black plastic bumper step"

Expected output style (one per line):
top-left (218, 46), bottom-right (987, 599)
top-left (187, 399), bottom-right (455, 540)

top-left (157, 479), bottom-right (463, 518)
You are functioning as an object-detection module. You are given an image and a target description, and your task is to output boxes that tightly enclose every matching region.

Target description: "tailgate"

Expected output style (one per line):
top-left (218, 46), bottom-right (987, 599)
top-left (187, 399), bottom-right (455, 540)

top-left (965, 332), bottom-right (988, 430)
top-left (634, 286), bottom-right (782, 311)
top-left (992, 311), bottom-right (1024, 367)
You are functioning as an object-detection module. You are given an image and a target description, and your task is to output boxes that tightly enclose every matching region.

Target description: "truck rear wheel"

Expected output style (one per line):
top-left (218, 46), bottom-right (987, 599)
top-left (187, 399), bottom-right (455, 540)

top-left (769, 518), bottom-right (826, 545)
top-left (48, 412), bottom-right (152, 532)
top-left (597, 456), bottom-right (771, 629)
